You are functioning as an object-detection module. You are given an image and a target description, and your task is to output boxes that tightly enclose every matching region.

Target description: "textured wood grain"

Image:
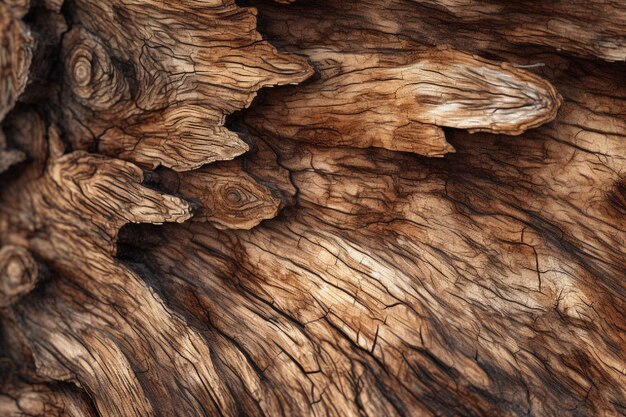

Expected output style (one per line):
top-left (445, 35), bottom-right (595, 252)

top-left (254, 0), bottom-right (626, 62)
top-left (60, 0), bottom-right (312, 171)
top-left (128, 58), bottom-right (626, 416)
top-left (411, 0), bottom-right (626, 62)
top-left (0, 0), bottom-right (625, 416)
top-left (0, 112), bottom-right (232, 416)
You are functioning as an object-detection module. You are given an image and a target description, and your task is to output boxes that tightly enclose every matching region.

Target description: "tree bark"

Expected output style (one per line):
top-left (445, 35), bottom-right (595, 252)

top-left (0, 0), bottom-right (625, 416)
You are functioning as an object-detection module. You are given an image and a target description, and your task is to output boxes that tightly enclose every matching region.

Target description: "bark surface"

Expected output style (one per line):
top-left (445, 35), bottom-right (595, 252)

top-left (0, 0), bottom-right (625, 416)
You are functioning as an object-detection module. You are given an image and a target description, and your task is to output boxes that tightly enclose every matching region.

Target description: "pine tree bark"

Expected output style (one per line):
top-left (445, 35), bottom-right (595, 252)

top-left (0, 0), bottom-right (625, 416)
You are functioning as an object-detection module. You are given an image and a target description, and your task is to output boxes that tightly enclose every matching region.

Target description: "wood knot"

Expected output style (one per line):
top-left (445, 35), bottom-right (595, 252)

top-left (0, 245), bottom-right (38, 308)
top-left (208, 172), bottom-right (281, 229)
top-left (221, 185), bottom-right (260, 210)
top-left (70, 52), bottom-right (92, 87)
top-left (63, 27), bottom-right (129, 111)
top-left (160, 165), bottom-right (281, 229)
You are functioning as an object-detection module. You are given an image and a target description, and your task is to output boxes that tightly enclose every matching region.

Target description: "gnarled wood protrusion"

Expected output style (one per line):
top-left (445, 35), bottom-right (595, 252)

top-left (0, 0), bottom-right (32, 121)
top-left (246, 48), bottom-right (561, 156)
top-left (60, 0), bottom-right (312, 172)
top-left (0, 142), bottom-right (232, 416)
top-left (0, 1), bottom-right (319, 411)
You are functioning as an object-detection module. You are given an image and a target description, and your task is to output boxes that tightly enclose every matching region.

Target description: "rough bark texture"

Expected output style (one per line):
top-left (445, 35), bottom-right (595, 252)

top-left (0, 0), bottom-right (625, 416)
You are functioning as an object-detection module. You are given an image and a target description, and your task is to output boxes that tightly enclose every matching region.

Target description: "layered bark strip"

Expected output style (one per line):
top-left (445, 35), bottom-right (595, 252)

top-left (246, 48), bottom-right (561, 156)
top-left (0, 0), bottom-right (625, 416)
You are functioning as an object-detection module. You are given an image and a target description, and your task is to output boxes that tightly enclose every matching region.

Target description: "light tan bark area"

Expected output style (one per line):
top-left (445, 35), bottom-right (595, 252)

top-left (0, 0), bottom-right (625, 416)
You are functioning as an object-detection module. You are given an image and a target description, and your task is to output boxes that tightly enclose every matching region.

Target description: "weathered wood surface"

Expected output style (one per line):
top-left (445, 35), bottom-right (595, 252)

top-left (60, 0), bottom-right (311, 171)
top-left (0, 0), bottom-right (625, 416)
